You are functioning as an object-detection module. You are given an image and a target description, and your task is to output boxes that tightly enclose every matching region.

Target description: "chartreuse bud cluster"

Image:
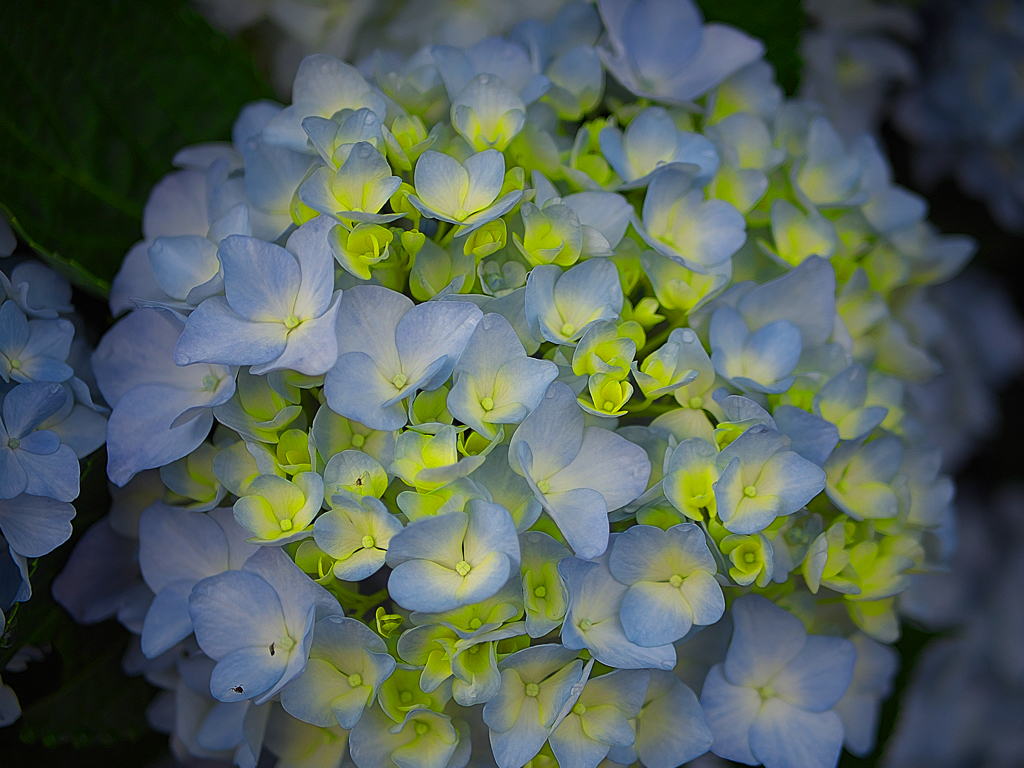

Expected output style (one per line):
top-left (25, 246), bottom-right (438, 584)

top-left (78, 0), bottom-right (972, 765)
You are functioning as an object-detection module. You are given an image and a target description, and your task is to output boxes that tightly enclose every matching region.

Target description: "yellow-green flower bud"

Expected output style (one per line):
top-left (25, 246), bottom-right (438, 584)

top-left (411, 386), bottom-right (453, 427)
top-left (275, 429), bottom-right (313, 474)
top-left (720, 533), bottom-right (774, 587)
top-left (389, 182), bottom-right (421, 227)
top-left (463, 218), bottom-right (507, 261)
top-left (328, 222), bottom-right (394, 281)
top-left (583, 373), bottom-right (633, 417)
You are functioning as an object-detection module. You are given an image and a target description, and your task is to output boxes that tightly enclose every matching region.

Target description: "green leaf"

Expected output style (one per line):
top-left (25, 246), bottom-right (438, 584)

top-left (0, 0), bottom-right (274, 297)
top-left (697, 0), bottom-right (804, 95)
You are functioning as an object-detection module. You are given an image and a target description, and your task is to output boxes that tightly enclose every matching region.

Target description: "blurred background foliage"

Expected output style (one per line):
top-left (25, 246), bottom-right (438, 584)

top-left (1, 0), bottom-right (1013, 766)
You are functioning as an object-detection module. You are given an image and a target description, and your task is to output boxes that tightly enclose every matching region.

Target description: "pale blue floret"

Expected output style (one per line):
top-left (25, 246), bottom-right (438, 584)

top-left (714, 425), bottom-right (827, 534)
top-left (0, 382), bottom-right (80, 502)
top-left (548, 668), bottom-right (649, 768)
top-left (697, 255), bottom-right (837, 352)
top-left (708, 304), bottom-right (803, 394)
top-left (631, 327), bottom-right (701, 399)
top-left (637, 169), bottom-right (747, 273)
top-left (519, 530), bottom-right (571, 637)
top-left (813, 364), bottom-right (889, 440)
top-left (37, 382), bottom-right (107, 462)
top-left (544, 45), bottom-right (605, 120)
top-left (561, 190), bottom-right (634, 256)
top-left (559, 545), bottom-right (677, 670)
top-left (597, 0), bottom-right (765, 105)
top-left (310, 405), bottom-right (396, 469)
top-left (856, 136), bottom-right (928, 235)
top-left (146, 202), bottom-right (251, 309)
top-left (301, 108), bottom-right (384, 170)
top-left (482, 643), bottom-right (591, 768)
top-left (188, 546), bottom-right (341, 704)
top-left (509, 383), bottom-right (650, 559)
top-left (0, 493), bottom-right (75, 560)
top-left (1, 262), bottom-right (74, 319)
top-left (297, 142), bottom-right (405, 227)
top-left (241, 128), bottom-right (317, 241)
top-left (608, 523), bottom-right (725, 646)
top-left (599, 106), bottom-right (719, 188)
top-left (0, 300), bottom-right (75, 384)
top-left (322, 449), bottom-right (389, 502)
top-left (432, 37), bottom-right (550, 105)
top-left (832, 633), bottom-right (899, 757)
top-left (350, 702), bottom-right (465, 768)
top-left (138, 504), bottom-right (256, 658)
top-left (372, 48), bottom-right (447, 118)
top-left (524, 258), bottom-right (623, 346)
top-left (700, 595), bottom-right (855, 768)
top-left (323, 285), bottom-right (482, 431)
top-left (279, 615), bottom-right (396, 729)
top-left (450, 74), bottom-right (527, 151)
top-left (313, 494), bottom-right (402, 581)
top-left (385, 499), bottom-right (520, 613)
top-left (447, 313), bottom-right (558, 439)
top-left (771, 405), bottom-right (840, 467)
top-left (794, 116), bottom-right (865, 207)
top-left (473, 445), bottom-right (543, 532)
top-left (824, 436), bottom-right (903, 521)
top-left (174, 217), bottom-right (343, 376)
top-left (610, 669), bottom-right (713, 768)
top-left (261, 55), bottom-right (387, 153)
top-left (409, 150), bottom-right (523, 235)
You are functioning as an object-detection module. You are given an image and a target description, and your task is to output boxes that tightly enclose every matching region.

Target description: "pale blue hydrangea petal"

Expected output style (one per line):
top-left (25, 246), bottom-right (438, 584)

top-left (0, 494), bottom-right (75, 559)
top-left (724, 594), bottom-right (806, 689)
top-left (280, 615), bottom-right (395, 729)
top-left (451, 74), bottom-right (526, 151)
top-left (175, 296), bottom-right (289, 367)
top-left (525, 259), bottom-right (623, 345)
top-left (545, 426), bottom-right (651, 513)
top-left (483, 644), bottom-right (587, 768)
top-left (147, 235), bottom-right (220, 303)
top-left (434, 38), bottom-right (548, 103)
top-left (448, 313), bottom-right (558, 438)
top-left (561, 191), bottom-right (632, 254)
top-left (619, 580), bottom-right (694, 647)
top-left (748, 699), bottom-right (844, 768)
top-left (509, 382), bottom-right (585, 480)
top-left (474, 446), bottom-right (542, 532)
top-left (700, 663), bottom-right (760, 764)
top-left (772, 405), bottom-right (839, 466)
top-left (190, 547), bottom-right (338, 704)
top-left (735, 255), bottom-right (837, 347)
top-left (832, 634), bottom-right (898, 757)
top-left (105, 385), bottom-right (220, 487)
top-left (755, 450), bottom-right (828, 516)
top-left (559, 553), bottom-right (676, 670)
top-left (634, 670), bottom-right (712, 768)
top-left (333, 284), bottom-right (412, 370)
top-left (638, 170), bottom-right (746, 273)
top-left (263, 55), bottom-right (387, 152)
top-left (770, 635), bottom-right (856, 713)
top-left (609, 523), bottom-right (717, 585)
top-left (598, 0), bottom-right (764, 104)
top-left (395, 300), bottom-right (483, 390)
top-left (326, 352), bottom-right (409, 432)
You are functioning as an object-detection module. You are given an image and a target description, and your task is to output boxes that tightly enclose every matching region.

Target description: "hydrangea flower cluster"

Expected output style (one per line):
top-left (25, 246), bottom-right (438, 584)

top-left (893, 0), bottom-right (1024, 232)
top-left (0, 217), bottom-right (110, 725)
top-left (55, 1), bottom-right (979, 765)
